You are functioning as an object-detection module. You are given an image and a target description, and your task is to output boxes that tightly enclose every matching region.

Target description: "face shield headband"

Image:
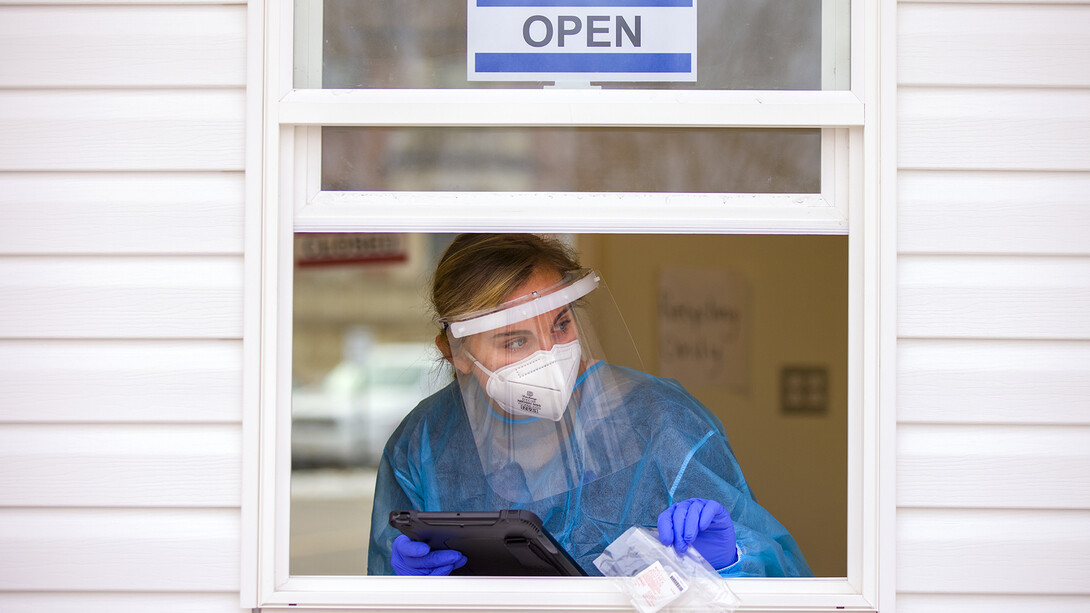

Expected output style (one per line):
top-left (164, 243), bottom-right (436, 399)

top-left (442, 269), bottom-right (600, 339)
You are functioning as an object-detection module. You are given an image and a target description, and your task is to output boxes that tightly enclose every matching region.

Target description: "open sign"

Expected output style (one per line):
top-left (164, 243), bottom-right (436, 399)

top-left (467, 0), bottom-right (697, 83)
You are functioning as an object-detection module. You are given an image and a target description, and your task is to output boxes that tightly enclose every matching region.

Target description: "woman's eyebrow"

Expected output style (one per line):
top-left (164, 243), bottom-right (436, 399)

top-left (551, 306), bottom-right (572, 326)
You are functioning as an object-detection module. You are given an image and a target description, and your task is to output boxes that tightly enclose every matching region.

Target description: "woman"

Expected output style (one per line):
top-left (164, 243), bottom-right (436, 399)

top-left (368, 234), bottom-right (811, 578)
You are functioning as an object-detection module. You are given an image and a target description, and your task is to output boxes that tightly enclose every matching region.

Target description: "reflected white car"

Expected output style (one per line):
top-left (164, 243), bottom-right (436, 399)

top-left (292, 343), bottom-right (447, 467)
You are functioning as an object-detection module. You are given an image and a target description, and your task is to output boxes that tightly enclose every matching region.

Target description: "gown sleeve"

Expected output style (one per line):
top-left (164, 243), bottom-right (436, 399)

top-left (641, 378), bottom-right (812, 578)
top-left (669, 433), bottom-right (812, 577)
top-left (367, 384), bottom-right (463, 575)
top-left (367, 449), bottom-right (415, 575)
top-left (632, 373), bottom-right (810, 575)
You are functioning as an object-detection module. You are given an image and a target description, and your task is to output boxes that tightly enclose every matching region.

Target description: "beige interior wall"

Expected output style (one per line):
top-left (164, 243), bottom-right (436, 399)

top-left (579, 234), bottom-right (848, 577)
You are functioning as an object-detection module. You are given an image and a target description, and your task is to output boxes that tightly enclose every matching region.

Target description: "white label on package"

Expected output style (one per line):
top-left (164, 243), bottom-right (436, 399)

top-left (630, 560), bottom-right (689, 613)
top-left (467, 0), bottom-right (698, 82)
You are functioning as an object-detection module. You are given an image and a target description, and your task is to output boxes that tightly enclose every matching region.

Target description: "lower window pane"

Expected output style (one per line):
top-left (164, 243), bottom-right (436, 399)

top-left (321, 127), bottom-right (820, 193)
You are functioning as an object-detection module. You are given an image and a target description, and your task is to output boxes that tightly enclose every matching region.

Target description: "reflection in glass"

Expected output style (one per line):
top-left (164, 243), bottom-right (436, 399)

top-left (290, 233), bottom-right (456, 575)
top-left (322, 127), bottom-right (820, 193)
top-left (301, 0), bottom-right (839, 90)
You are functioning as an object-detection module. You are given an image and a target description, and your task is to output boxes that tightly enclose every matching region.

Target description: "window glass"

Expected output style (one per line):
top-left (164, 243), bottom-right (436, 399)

top-left (289, 233), bottom-right (848, 578)
top-left (297, 0), bottom-right (844, 90)
top-left (290, 234), bottom-right (450, 575)
top-left (321, 127), bottom-right (821, 193)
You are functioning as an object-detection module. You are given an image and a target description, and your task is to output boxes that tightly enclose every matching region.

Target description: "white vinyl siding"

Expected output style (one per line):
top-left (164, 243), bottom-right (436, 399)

top-left (0, 5), bottom-right (246, 88)
top-left (0, 91), bottom-right (244, 171)
top-left (898, 339), bottom-right (1090, 425)
top-left (4, 0), bottom-right (1090, 609)
top-left (0, 341), bottom-right (243, 422)
top-left (897, 172), bottom-right (1090, 256)
top-left (0, 174), bottom-right (245, 255)
top-left (896, 1), bottom-right (1090, 612)
top-left (0, 1), bottom-right (248, 612)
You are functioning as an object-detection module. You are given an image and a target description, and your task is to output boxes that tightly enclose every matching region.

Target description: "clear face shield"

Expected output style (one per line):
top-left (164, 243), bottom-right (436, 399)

top-left (442, 269), bottom-right (646, 503)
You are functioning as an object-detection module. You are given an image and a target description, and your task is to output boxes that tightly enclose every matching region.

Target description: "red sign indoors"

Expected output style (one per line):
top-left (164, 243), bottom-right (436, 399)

top-left (295, 233), bottom-right (408, 267)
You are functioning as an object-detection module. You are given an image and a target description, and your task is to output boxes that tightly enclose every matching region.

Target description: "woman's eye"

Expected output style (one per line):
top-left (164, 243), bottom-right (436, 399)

top-left (505, 337), bottom-right (526, 351)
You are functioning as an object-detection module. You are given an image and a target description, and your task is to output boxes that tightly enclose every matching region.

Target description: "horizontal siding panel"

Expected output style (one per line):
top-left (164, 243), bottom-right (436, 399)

top-left (898, 508), bottom-right (1090, 594)
top-left (898, 424), bottom-right (1090, 508)
top-left (898, 339), bottom-right (1090, 424)
top-left (0, 508), bottom-right (238, 591)
top-left (0, 5), bottom-right (246, 88)
top-left (0, 424), bottom-right (240, 506)
top-left (899, 88), bottom-right (1090, 171)
top-left (899, 594), bottom-right (1090, 613)
top-left (0, 340), bottom-right (242, 422)
top-left (0, 172), bottom-right (244, 255)
top-left (0, 90), bottom-right (244, 171)
top-left (898, 170), bottom-right (1090, 256)
top-left (0, 256), bottom-right (243, 339)
top-left (898, 255), bottom-right (1090, 340)
top-left (899, 3), bottom-right (1090, 88)
top-left (0, 593), bottom-right (240, 613)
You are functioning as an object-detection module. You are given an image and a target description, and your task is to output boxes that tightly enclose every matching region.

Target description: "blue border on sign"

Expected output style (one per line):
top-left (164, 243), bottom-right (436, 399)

top-left (477, 1), bottom-right (693, 6)
top-left (475, 52), bottom-right (691, 73)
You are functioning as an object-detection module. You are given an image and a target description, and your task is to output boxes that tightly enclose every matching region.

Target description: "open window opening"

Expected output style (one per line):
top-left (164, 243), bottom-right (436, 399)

top-left (250, 0), bottom-right (889, 609)
top-left (289, 233), bottom-right (848, 579)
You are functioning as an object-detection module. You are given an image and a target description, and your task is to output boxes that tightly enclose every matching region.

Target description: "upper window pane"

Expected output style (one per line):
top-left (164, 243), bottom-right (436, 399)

top-left (295, 0), bottom-right (849, 90)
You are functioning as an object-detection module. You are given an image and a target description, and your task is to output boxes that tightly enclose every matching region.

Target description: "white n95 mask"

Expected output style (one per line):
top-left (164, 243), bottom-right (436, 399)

top-left (470, 340), bottom-right (582, 421)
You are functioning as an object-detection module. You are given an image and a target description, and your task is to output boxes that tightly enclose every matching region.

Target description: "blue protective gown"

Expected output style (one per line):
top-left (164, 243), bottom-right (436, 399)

top-left (367, 362), bottom-right (812, 577)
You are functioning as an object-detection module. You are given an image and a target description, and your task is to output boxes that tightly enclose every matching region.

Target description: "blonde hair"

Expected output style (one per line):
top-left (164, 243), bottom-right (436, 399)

top-left (431, 233), bottom-right (581, 332)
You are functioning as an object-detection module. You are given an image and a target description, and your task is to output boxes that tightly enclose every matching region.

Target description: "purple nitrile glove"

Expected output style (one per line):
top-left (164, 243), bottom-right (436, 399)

top-left (656, 498), bottom-right (738, 569)
top-left (391, 534), bottom-right (468, 576)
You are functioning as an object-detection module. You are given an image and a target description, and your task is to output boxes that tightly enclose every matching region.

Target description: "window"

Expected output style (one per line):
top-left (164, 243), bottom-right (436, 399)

top-left (289, 232), bottom-right (848, 580)
top-left (248, 0), bottom-right (892, 609)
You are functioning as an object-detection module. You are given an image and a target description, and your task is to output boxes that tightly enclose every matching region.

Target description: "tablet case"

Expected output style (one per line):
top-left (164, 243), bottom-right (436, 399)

top-left (389, 509), bottom-right (588, 576)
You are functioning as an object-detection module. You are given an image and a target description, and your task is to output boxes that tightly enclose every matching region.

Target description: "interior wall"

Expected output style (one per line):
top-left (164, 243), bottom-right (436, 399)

top-left (579, 234), bottom-right (848, 577)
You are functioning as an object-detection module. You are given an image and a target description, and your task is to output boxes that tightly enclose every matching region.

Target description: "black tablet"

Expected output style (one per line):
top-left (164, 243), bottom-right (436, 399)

top-left (389, 509), bottom-right (588, 576)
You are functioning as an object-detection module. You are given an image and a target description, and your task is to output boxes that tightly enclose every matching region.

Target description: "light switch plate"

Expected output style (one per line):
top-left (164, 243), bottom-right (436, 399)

top-left (780, 366), bottom-right (829, 415)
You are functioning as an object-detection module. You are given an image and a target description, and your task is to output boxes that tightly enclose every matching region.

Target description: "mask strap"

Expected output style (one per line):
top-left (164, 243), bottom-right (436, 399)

top-left (467, 351), bottom-right (495, 378)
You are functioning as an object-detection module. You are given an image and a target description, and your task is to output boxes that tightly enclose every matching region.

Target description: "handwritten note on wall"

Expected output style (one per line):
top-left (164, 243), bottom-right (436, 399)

top-left (658, 268), bottom-right (751, 392)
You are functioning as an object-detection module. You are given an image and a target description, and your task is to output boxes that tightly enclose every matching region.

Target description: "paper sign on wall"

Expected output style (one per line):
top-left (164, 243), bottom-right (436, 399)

top-left (467, 0), bottom-right (698, 82)
top-left (658, 268), bottom-right (750, 392)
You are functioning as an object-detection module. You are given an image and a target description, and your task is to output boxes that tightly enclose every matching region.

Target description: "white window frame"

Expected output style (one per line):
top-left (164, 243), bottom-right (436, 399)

top-left (242, 0), bottom-right (898, 610)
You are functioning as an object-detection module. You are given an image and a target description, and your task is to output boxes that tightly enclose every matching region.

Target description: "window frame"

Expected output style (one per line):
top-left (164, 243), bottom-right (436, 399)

top-left (242, 0), bottom-right (897, 609)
